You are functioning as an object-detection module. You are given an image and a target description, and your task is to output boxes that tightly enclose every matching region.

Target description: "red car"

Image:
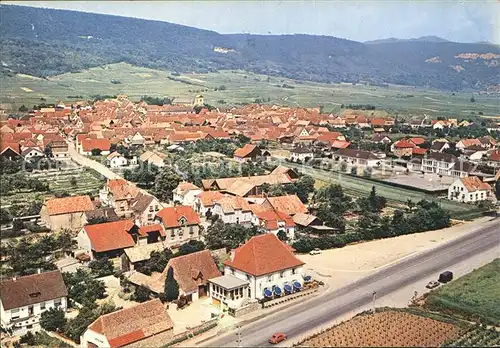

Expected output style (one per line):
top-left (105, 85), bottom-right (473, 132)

top-left (269, 333), bottom-right (287, 344)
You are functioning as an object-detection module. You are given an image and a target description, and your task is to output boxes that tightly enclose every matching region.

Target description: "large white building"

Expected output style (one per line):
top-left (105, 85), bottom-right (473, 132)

top-left (0, 270), bottom-right (68, 336)
top-left (448, 176), bottom-right (492, 203)
top-left (212, 196), bottom-right (254, 225)
top-left (173, 181), bottom-right (202, 206)
top-left (211, 234), bottom-right (305, 304)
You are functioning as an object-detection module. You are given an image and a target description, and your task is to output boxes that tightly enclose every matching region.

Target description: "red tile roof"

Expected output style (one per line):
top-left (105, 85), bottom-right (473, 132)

top-left (46, 195), bottom-right (94, 215)
top-left (409, 137), bottom-right (425, 145)
top-left (412, 147), bottom-right (428, 155)
top-left (224, 234), bottom-right (304, 276)
top-left (255, 210), bottom-right (295, 230)
top-left (489, 150), bottom-right (500, 162)
top-left (460, 176), bottom-right (492, 192)
top-left (234, 144), bottom-right (259, 158)
top-left (156, 206), bottom-right (200, 228)
top-left (138, 224), bottom-right (165, 237)
top-left (331, 140), bottom-right (350, 149)
top-left (88, 299), bottom-right (173, 348)
top-left (83, 220), bottom-right (136, 252)
top-left (394, 139), bottom-right (416, 148)
top-left (264, 195), bottom-right (308, 216)
top-left (196, 191), bottom-right (225, 207)
top-left (82, 138), bottom-right (111, 152)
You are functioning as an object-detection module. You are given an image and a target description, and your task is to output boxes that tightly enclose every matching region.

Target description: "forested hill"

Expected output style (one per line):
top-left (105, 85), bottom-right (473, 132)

top-left (1, 4), bottom-right (499, 90)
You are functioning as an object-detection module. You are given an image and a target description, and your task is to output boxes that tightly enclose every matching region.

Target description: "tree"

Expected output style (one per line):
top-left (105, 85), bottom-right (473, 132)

top-left (12, 219), bottom-right (24, 231)
top-left (91, 148), bottom-right (102, 156)
top-left (18, 104), bottom-right (28, 112)
top-left (358, 186), bottom-right (387, 213)
top-left (340, 161), bottom-right (348, 172)
top-left (70, 176), bottom-right (77, 187)
top-left (152, 166), bottom-right (181, 202)
top-left (277, 230), bottom-right (288, 242)
top-left (288, 175), bottom-right (315, 203)
top-left (0, 208), bottom-right (12, 223)
top-left (164, 267), bottom-right (179, 301)
top-left (89, 257), bottom-right (114, 277)
top-left (407, 199), bottom-right (415, 213)
top-left (135, 248), bottom-right (173, 275)
top-left (86, 216), bottom-right (111, 225)
top-left (40, 308), bottom-right (67, 332)
top-left (350, 166), bottom-right (358, 175)
top-left (470, 96), bottom-right (475, 103)
top-left (205, 221), bottom-right (262, 250)
top-left (177, 240), bottom-right (205, 256)
top-left (131, 285), bottom-right (151, 303)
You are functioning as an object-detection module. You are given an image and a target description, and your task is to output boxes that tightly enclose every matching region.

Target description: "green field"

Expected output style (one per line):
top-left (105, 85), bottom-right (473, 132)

top-left (2, 62), bottom-right (498, 118)
top-left (283, 162), bottom-right (485, 220)
top-left (1, 168), bottom-right (105, 209)
top-left (426, 259), bottom-right (500, 325)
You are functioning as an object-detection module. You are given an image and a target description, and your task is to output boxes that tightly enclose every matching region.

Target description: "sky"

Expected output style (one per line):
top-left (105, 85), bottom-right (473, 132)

top-left (4, 1), bottom-right (499, 44)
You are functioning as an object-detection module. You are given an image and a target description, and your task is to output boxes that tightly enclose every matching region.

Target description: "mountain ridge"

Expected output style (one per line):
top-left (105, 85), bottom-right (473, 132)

top-left (1, 4), bottom-right (498, 91)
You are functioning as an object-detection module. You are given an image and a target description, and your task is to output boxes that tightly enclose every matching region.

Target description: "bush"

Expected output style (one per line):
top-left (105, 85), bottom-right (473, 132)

top-left (89, 257), bottom-right (114, 277)
top-left (131, 285), bottom-right (151, 303)
top-left (12, 219), bottom-right (24, 231)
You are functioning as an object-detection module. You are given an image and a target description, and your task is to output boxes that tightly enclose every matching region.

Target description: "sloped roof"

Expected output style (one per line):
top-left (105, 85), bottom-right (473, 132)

top-left (234, 144), bottom-right (260, 158)
top-left (0, 270), bottom-right (68, 310)
top-left (224, 234), bottom-right (304, 276)
top-left (124, 243), bottom-right (167, 263)
top-left (156, 206), bottom-right (200, 228)
top-left (81, 138), bottom-right (111, 152)
top-left (459, 176), bottom-right (491, 192)
top-left (159, 250), bottom-right (221, 293)
top-left (196, 191), bottom-right (225, 207)
top-left (46, 195), bottom-right (94, 216)
top-left (88, 299), bottom-right (173, 347)
top-left (255, 210), bottom-right (295, 229)
top-left (83, 220), bottom-right (136, 253)
top-left (174, 181), bottom-right (200, 195)
top-left (265, 195), bottom-right (308, 215)
top-left (138, 224), bottom-right (165, 237)
top-left (292, 213), bottom-right (320, 227)
top-left (394, 139), bottom-right (416, 148)
top-left (214, 195), bottom-right (252, 213)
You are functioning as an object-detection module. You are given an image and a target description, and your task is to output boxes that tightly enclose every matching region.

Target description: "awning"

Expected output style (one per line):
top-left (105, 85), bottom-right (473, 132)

top-left (274, 286), bottom-right (282, 296)
top-left (284, 284), bottom-right (292, 293)
top-left (293, 282), bottom-right (302, 290)
top-left (264, 289), bottom-right (273, 298)
top-left (303, 275), bottom-right (312, 282)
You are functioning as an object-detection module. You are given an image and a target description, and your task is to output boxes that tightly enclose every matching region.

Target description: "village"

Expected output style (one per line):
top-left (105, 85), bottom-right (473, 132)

top-left (0, 94), bottom-right (499, 347)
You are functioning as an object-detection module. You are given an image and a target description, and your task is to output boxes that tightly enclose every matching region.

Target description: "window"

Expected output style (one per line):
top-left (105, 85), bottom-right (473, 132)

top-left (246, 275), bottom-right (251, 282)
top-left (155, 205), bottom-right (159, 211)
top-left (148, 214), bottom-right (153, 220)
top-left (189, 225), bottom-right (194, 234)
top-left (40, 302), bottom-right (46, 310)
top-left (248, 288), bottom-right (251, 298)
top-left (11, 308), bottom-right (19, 319)
top-left (280, 272), bottom-right (285, 278)
top-left (230, 268), bottom-right (235, 275)
top-left (54, 299), bottom-right (62, 307)
top-left (149, 206), bottom-right (154, 212)
top-left (267, 275), bottom-right (273, 282)
top-left (27, 325), bottom-right (33, 329)
top-left (292, 268), bottom-right (297, 275)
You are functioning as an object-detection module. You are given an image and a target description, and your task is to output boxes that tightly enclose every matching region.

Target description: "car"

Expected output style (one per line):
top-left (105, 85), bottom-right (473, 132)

top-left (309, 248), bottom-right (322, 255)
top-left (426, 280), bottom-right (440, 289)
top-left (438, 271), bottom-right (453, 283)
top-left (269, 333), bottom-right (287, 344)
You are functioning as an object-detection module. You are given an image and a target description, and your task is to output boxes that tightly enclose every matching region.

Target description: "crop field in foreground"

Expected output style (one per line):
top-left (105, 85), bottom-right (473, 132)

top-left (425, 258), bottom-right (500, 325)
top-left (296, 310), bottom-right (460, 347)
top-left (443, 327), bottom-right (500, 347)
top-left (2, 62), bottom-right (498, 118)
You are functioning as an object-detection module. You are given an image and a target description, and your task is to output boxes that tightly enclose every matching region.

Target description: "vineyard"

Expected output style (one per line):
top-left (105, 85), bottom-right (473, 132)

top-left (425, 258), bottom-right (500, 325)
top-left (297, 310), bottom-right (460, 347)
top-left (443, 327), bottom-right (500, 347)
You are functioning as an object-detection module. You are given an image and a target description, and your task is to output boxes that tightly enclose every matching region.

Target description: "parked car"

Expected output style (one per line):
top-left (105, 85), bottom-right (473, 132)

top-left (426, 280), bottom-right (440, 289)
top-left (269, 333), bottom-right (287, 344)
top-left (438, 271), bottom-right (453, 283)
top-left (309, 248), bottom-right (322, 255)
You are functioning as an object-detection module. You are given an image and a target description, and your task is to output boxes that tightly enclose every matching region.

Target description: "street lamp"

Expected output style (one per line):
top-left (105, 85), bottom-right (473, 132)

top-left (372, 291), bottom-right (377, 313)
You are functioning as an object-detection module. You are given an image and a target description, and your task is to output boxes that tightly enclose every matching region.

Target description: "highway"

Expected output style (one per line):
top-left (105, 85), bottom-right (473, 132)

top-left (202, 220), bottom-right (499, 347)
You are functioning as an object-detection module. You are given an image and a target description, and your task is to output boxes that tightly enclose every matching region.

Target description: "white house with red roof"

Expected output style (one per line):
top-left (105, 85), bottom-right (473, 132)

top-left (448, 176), bottom-right (492, 203)
top-left (154, 206), bottom-right (201, 245)
top-left (217, 234), bottom-right (305, 301)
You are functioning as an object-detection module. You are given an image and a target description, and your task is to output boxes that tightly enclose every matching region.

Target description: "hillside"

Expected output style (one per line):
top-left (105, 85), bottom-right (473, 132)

top-left (1, 5), bottom-right (499, 90)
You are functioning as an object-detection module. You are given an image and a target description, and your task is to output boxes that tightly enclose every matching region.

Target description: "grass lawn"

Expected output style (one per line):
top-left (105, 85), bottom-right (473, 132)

top-left (2, 62), bottom-right (498, 119)
top-left (425, 258), bottom-right (500, 325)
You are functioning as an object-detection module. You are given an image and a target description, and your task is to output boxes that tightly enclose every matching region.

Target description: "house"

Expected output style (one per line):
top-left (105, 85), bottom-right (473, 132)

top-left (234, 144), bottom-right (262, 162)
top-left (335, 148), bottom-right (381, 167)
top-left (409, 137), bottom-right (426, 146)
top-left (173, 182), bottom-right (202, 206)
top-left (77, 220), bottom-right (138, 260)
top-left (270, 165), bottom-right (300, 180)
top-left (0, 143), bottom-right (21, 161)
top-left (254, 209), bottom-right (296, 240)
top-left (99, 179), bottom-right (140, 218)
top-left (193, 191), bottom-right (225, 216)
top-left (412, 147), bottom-right (428, 156)
top-left (261, 195), bottom-right (308, 216)
top-left (106, 152), bottom-right (128, 168)
top-left (456, 138), bottom-right (482, 151)
top-left (486, 150), bottom-right (500, 168)
top-left (80, 138), bottom-right (111, 155)
top-left (371, 134), bottom-right (392, 144)
top-left (21, 147), bottom-right (45, 161)
top-left (448, 176), bottom-right (492, 203)
top-left (50, 141), bottom-right (70, 161)
top-left (129, 193), bottom-right (162, 226)
top-left (292, 213), bottom-right (324, 229)
top-left (408, 152), bottom-right (475, 177)
top-left (220, 234), bottom-right (305, 301)
top-left (212, 196), bottom-right (254, 225)
top-left (157, 250), bottom-right (221, 301)
top-left (155, 206), bottom-right (201, 245)
top-left (0, 270), bottom-right (68, 336)
top-left (392, 139), bottom-right (415, 157)
top-left (40, 195), bottom-right (95, 231)
top-left (430, 141), bottom-right (450, 153)
top-left (432, 120), bottom-right (449, 129)
top-left (81, 299), bottom-right (174, 348)
top-left (201, 173), bottom-right (293, 196)
top-left (290, 145), bottom-right (314, 162)
top-left (478, 136), bottom-right (497, 149)
top-left (139, 151), bottom-right (166, 168)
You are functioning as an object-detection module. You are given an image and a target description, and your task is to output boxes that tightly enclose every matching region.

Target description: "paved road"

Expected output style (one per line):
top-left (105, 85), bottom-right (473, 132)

top-left (66, 141), bottom-right (121, 179)
top-left (202, 220), bottom-right (499, 347)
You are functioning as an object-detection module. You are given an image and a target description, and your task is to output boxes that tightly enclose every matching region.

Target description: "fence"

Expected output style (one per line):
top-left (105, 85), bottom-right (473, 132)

top-left (162, 318), bottom-right (218, 347)
top-left (262, 287), bottom-right (319, 308)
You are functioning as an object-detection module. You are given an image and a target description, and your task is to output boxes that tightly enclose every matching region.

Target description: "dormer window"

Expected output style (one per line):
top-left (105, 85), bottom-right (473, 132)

top-left (179, 217), bottom-right (187, 226)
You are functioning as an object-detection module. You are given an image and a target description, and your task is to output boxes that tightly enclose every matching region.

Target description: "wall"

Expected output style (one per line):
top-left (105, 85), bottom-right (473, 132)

top-left (212, 205), bottom-right (253, 224)
top-left (165, 224), bottom-right (200, 244)
top-left (123, 328), bottom-right (174, 347)
top-left (48, 212), bottom-right (86, 231)
top-left (81, 329), bottom-right (110, 348)
top-left (77, 229), bottom-right (92, 255)
top-left (137, 198), bottom-right (161, 226)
